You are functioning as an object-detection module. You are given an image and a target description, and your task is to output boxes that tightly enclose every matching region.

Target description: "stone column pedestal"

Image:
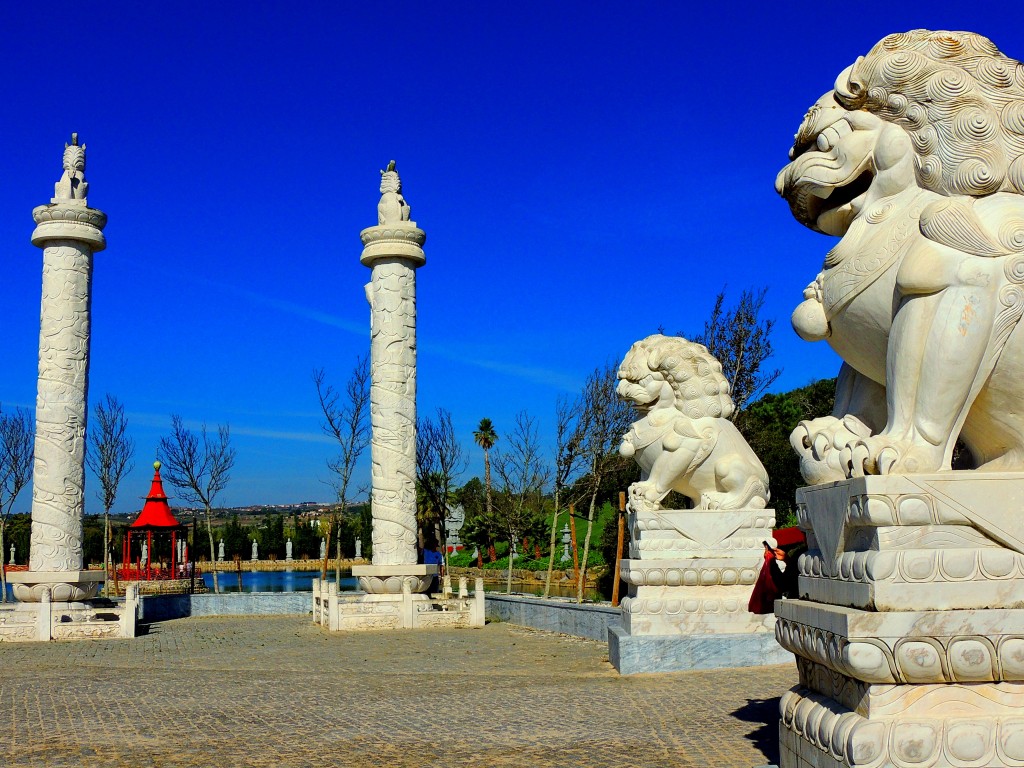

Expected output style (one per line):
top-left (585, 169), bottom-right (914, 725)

top-left (776, 473), bottom-right (1024, 768)
top-left (609, 505), bottom-right (790, 673)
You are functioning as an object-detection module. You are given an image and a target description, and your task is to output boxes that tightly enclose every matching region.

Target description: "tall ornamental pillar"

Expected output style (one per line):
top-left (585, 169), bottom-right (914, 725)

top-left (10, 135), bottom-right (106, 603)
top-left (351, 161), bottom-right (436, 596)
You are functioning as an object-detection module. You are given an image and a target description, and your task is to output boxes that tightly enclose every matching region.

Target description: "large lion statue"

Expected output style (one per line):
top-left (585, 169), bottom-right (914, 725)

top-left (776, 30), bottom-right (1024, 481)
top-left (616, 335), bottom-right (769, 511)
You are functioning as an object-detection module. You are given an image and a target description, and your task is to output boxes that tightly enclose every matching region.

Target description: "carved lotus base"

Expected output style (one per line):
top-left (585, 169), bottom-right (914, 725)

top-left (7, 570), bottom-right (104, 603)
top-left (351, 564), bottom-right (437, 595)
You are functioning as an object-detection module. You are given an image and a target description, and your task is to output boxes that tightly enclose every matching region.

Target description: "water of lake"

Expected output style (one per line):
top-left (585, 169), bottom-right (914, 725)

top-left (4, 570), bottom-right (600, 602)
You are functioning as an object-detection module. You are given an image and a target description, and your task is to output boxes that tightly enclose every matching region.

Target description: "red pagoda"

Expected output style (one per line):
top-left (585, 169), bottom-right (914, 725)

top-left (122, 461), bottom-right (188, 581)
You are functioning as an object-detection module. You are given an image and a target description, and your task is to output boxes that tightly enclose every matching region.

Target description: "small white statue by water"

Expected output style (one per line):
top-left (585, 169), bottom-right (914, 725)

top-left (218, 539), bottom-right (225, 562)
top-left (251, 540), bottom-right (258, 561)
top-left (285, 539), bottom-right (293, 562)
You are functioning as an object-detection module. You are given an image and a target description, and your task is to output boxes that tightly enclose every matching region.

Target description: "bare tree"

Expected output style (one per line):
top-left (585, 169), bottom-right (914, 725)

top-left (314, 355), bottom-right (370, 581)
top-left (416, 408), bottom-right (467, 569)
top-left (544, 394), bottom-right (585, 597)
top-left (691, 287), bottom-right (782, 415)
top-left (0, 406), bottom-right (33, 604)
top-left (575, 363), bottom-right (635, 603)
top-left (492, 411), bottom-right (549, 594)
top-left (158, 415), bottom-right (235, 594)
top-left (86, 394), bottom-right (135, 595)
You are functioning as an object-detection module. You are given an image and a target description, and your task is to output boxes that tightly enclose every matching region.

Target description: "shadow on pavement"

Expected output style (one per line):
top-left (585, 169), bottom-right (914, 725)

top-left (731, 696), bottom-right (780, 765)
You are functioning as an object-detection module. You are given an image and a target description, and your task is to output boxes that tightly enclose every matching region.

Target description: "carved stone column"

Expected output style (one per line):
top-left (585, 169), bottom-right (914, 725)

top-left (351, 162), bottom-right (436, 596)
top-left (10, 135), bottom-right (106, 603)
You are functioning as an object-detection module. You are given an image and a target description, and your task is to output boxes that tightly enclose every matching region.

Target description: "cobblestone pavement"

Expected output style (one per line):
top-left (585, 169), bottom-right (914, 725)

top-left (0, 616), bottom-right (796, 767)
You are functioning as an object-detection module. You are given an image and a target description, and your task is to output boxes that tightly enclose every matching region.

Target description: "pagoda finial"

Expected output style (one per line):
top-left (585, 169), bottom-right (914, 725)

top-left (153, 460), bottom-right (162, 472)
top-left (54, 133), bottom-right (89, 201)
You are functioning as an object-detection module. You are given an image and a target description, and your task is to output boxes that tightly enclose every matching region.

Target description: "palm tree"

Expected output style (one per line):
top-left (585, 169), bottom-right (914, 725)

top-left (473, 418), bottom-right (499, 524)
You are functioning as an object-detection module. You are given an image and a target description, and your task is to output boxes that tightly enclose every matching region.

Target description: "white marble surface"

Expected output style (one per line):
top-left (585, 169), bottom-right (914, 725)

top-left (778, 30), bottom-right (1024, 482)
top-left (617, 334), bottom-right (769, 511)
top-left (359, 163), bottom-right (426, 581)
top-left (15, 136), bottom-right (106, 604)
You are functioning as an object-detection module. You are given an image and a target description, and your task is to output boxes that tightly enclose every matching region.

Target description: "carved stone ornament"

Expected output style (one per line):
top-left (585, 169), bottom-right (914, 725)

top-left (617, 334), bottom-right (769, 511)
top-left (776, 32), bottom-right (1024, 767)
top-left (608, 335), bottom-right (782, 671)
top-left (353, 160), bottom-right (430, 595)
top-left (777, 30), bottom-right (1024, 482)
top-left (14, 136), bottom-right (106, 605)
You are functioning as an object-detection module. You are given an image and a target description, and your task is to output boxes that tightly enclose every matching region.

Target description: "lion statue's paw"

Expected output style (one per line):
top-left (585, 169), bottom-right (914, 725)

top-left (840, 435), bottom-right (943, 477)
top-left (628, 482), bottom-right (662, 513)
top-left (791, 415), bottom-right (872, 484)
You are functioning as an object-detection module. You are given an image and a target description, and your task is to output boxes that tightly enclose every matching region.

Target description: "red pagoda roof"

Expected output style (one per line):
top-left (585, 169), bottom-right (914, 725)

top-left (130, 461), bottom-right (182, 529)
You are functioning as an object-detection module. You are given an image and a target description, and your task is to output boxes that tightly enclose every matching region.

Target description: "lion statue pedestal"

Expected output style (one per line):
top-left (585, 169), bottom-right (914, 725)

top-left (607, 335), bottom-right (791, 674)
top-left (776, 30), bottom-right (1024, 768)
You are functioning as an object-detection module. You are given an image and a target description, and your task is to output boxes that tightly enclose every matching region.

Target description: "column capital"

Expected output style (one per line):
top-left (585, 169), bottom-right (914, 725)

top-left (359, 222), bottom-right (426, 267)
top-left (31, 201), bottom-right (107, 251)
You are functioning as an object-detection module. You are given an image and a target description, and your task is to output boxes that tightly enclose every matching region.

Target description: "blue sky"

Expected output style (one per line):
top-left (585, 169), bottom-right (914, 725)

top-left (2, 2), bottom-right (1022, 512)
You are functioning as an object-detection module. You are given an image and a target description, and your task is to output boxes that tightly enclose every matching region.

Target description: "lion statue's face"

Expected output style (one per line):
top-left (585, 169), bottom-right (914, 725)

top-left (616, 368), bottom-right (670, 413)
top-left (775, 93), bottom-right (916, 237)
top-left (615, 335), bottom-right (734, 420)
top-left (777, 31), bottom-right (1024, 238)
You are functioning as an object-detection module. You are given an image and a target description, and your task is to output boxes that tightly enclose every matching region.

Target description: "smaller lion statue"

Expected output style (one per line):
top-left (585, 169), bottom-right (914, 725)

top-left (617, 334), bottom-right (770, 511)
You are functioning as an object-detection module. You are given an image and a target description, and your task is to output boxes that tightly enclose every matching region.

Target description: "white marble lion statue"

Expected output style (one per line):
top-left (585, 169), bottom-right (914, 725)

top-left (776, 30), bottom-right (1024, 481)
top-left (616, 334), bottom-right (770, 511)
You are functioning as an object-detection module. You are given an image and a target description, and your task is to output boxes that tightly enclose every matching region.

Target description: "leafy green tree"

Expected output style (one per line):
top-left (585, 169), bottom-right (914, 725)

top-left (292, 517), bottom-right (321, 560)
top-left (740, 378), bottom-right (836, 524)
top-left (0, 405), bottom-right (33, 603)
top-left (222, 514), bottom-right (250, 559)
top-left (690, 287), bottom-right (782, 421)
top-left (260, 514), bottom-right (285, 559)
top-left (456, 478), bottom-right (492, 565)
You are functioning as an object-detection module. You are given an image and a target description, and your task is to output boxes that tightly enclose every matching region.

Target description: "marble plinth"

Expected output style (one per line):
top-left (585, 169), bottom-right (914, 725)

top-left (609, 622), bottom-right (791, 674)
top-left (779, 474), bottom-right (1024, 768)
top-left (609, 506), bottom-right (781, 673)
top-left (312, 576), bottom-right (484, 631)
top-left (8, 569), bottom-right (105, 603)
top-left (0, 584), bottom-right (138, 642)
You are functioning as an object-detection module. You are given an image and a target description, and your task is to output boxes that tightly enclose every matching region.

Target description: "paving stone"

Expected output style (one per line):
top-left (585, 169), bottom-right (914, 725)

top-left (0, 616), bottom-right (796, 767)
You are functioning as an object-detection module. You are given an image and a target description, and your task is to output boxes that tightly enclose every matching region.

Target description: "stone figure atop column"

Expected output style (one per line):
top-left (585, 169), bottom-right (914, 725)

top-left (377, 160), bottom-right (411, 225)
top-left (10, 135), bottom-right (107, 604)
top-left (54, 133), bottom-right (89, 201)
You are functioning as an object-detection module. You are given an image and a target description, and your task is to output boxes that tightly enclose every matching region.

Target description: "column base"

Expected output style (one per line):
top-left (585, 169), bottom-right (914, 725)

top-left (351, 564), bottom-right (438, 595)
top-left (7, 570), bottom-right (104, 602)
